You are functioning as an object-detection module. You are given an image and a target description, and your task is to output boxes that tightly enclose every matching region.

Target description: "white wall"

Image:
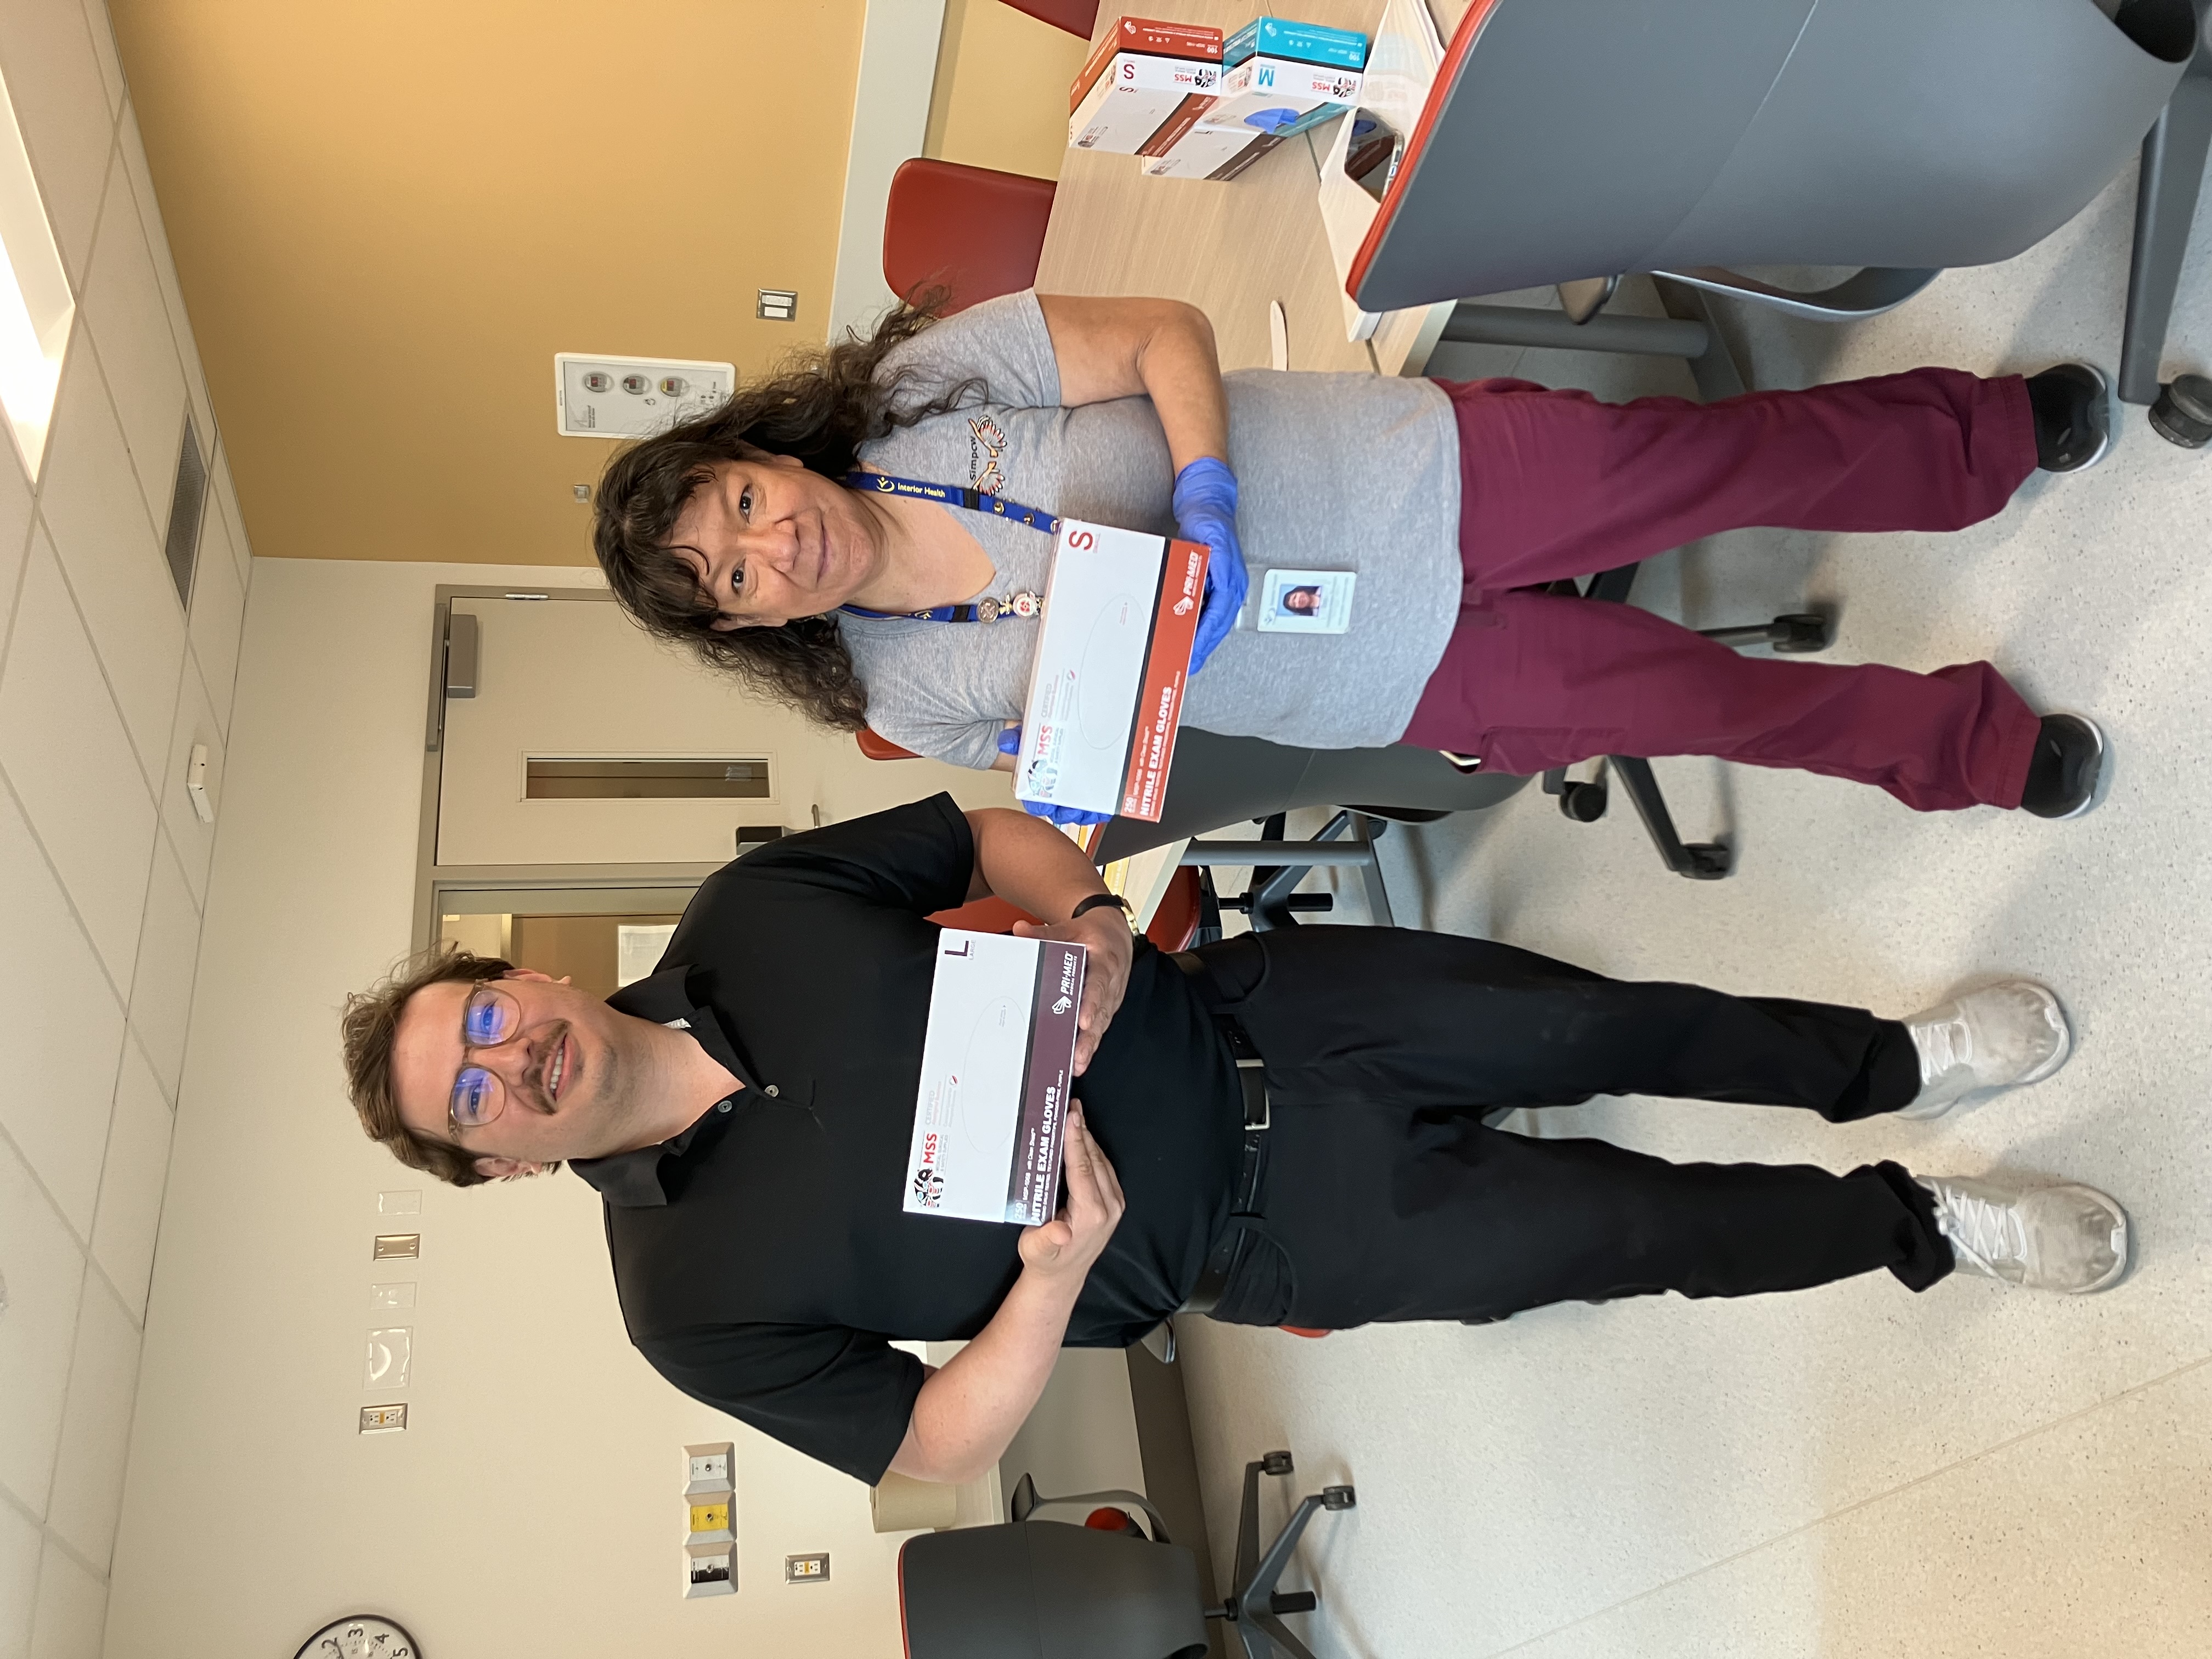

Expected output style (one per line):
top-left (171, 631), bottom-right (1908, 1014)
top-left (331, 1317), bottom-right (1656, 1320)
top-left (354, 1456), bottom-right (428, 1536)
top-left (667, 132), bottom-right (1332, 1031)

top-left (826, 0), bottom-right (950, 344)
top-left (103, 559), bottom-right (926, 1658)
top-left (0, 13), bottom-right (253, 1652)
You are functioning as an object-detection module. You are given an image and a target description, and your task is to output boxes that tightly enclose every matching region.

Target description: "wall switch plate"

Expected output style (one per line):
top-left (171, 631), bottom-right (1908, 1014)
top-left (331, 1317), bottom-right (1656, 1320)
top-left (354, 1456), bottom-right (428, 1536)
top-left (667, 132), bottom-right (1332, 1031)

top-left (373, 1234), bottom-right (420, 1260)
top-left (757, 289), bottom-right (798, 321)
top-left (184, 743), bottom-right (215, 823)
top-left (364, 1327), bottom-right (413, 1389)
top-left (684, 1545), bottom-right (736, 1598)
top-left (786, 1553), bottom-right (829, 1583)
top-left (359, 1403), bottom-right (408, 1434)
top-left (555, 353), bottom-right (734, 439)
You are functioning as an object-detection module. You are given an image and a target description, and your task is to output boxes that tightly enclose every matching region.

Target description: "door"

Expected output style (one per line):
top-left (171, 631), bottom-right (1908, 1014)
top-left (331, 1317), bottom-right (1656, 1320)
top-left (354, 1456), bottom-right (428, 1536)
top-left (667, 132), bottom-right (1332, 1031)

top-left (435, 592), bottom-right (1009, 869)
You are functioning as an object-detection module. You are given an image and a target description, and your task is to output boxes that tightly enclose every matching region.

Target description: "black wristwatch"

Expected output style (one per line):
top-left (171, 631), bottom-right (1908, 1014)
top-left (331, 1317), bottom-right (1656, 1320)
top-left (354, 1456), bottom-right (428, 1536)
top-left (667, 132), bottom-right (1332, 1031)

top-left (1070, 892), bottom-right (1132, 923)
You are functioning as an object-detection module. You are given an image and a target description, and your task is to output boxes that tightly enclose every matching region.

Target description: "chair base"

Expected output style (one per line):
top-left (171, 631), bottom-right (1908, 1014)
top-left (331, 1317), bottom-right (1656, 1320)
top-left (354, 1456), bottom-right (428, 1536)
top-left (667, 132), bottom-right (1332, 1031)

top-left (1207, 1450), bottom-right (1355, 1659)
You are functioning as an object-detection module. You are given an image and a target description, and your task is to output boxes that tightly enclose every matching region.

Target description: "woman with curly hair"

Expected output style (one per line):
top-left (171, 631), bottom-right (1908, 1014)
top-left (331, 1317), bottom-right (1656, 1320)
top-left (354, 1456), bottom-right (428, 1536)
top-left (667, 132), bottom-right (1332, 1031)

top-left (591, 288), bottom-right (2112, 825)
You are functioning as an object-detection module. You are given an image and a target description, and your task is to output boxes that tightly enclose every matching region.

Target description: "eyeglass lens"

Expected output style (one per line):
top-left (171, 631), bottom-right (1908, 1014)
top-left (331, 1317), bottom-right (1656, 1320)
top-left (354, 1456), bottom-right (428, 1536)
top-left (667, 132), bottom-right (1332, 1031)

top-left (450, 986), bottom-right (521, 1127)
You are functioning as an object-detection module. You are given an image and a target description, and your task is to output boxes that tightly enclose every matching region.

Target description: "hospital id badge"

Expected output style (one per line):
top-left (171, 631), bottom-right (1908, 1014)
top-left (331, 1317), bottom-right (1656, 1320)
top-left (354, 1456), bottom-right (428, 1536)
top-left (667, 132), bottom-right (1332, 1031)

top-left (1256, 568), bottom-right (1355, 633)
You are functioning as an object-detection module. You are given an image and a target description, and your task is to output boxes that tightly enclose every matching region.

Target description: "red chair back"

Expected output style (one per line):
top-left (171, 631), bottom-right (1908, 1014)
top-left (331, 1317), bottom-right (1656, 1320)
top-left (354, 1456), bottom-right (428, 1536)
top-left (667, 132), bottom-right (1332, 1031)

top-left (1142, 866), bottom-right (1202, 953)
top-left (857, 727), bottom-right (921, 761)
top-left (1001, 0), bottom-right (1097, 37)
top-left (883, 159), bottom-right (1057, 315)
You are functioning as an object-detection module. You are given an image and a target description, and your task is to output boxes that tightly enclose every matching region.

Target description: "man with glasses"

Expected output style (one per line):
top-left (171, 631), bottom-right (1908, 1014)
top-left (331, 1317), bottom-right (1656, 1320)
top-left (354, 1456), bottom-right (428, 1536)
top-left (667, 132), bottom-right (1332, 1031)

top-left (341, 795), bottom-right (2130, 1487)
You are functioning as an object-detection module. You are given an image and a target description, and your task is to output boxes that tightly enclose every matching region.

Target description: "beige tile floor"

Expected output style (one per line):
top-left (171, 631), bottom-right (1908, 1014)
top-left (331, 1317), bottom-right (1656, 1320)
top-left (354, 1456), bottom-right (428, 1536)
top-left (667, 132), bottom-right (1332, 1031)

top-left (1174, 159), bottom-right (2212, 1657)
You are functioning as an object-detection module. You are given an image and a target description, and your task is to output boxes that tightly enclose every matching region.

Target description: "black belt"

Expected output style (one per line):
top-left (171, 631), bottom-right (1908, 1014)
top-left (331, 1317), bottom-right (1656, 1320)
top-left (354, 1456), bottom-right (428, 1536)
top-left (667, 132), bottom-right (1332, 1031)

top-left (1172, 951), bottom-right (1270, 1317)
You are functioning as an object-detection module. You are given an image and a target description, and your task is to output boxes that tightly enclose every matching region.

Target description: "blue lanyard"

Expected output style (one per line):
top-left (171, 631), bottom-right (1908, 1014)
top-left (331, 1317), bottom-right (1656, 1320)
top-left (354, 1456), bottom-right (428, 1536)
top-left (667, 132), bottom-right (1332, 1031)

top-left (838, 471), bottom-right (1057, 623)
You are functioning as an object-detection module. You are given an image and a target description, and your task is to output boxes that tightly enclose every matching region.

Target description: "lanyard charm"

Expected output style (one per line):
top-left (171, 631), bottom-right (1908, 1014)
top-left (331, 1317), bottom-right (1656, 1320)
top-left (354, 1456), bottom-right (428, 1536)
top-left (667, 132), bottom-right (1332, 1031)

top-left (977, 592), bottom-right (1043, 622)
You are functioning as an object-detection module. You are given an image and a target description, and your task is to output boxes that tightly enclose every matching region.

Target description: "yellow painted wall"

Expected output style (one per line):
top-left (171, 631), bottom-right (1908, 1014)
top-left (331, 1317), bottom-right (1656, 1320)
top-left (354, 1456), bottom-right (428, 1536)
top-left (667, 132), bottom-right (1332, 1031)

top-left (926, 0), bottom-right (1092, 183)
top-left (108, 2), bottom-right (867, 565)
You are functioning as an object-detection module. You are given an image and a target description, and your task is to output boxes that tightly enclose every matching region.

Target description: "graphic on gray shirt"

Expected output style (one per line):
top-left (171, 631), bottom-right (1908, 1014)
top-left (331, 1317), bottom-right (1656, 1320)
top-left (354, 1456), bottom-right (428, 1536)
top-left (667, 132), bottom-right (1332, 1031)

top-left (842, 290), bottom-right (1463, 770)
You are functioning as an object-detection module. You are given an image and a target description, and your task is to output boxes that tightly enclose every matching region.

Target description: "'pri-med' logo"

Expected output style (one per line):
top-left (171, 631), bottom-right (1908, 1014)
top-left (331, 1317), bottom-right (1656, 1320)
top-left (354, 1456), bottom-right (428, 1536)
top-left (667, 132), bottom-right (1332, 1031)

top-left (911, 1166), bottom-right (945, 1209)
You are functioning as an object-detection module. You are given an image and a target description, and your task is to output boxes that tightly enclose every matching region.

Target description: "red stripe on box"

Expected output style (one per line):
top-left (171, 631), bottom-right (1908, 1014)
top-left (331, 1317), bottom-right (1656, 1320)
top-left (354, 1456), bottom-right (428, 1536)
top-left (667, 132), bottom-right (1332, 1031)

top-left (1137, 92), bottom-right (1220, 156)
top-left (1119, 538), bottom-right (1209, 822)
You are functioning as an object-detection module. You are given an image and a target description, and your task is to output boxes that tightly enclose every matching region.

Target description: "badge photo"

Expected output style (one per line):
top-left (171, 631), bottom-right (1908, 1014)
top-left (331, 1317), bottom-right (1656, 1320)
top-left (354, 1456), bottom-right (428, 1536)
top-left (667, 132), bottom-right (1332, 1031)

top-left (1256, 568), bottom-right (1356, 634)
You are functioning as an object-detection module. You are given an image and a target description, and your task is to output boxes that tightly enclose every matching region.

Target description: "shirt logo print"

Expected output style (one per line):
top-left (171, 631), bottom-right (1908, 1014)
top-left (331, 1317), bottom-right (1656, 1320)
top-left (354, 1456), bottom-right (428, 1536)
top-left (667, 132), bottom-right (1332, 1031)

top-left (968, 415), bottom-right (1007, 497)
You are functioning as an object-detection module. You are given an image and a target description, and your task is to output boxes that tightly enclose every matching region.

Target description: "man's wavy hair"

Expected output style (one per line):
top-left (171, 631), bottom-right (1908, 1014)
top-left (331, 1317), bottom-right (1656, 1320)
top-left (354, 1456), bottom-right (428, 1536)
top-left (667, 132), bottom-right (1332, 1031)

top-left (591, 294), bottom-right (983, 732)
top-left (340, 947), bottom-right (553, 1189)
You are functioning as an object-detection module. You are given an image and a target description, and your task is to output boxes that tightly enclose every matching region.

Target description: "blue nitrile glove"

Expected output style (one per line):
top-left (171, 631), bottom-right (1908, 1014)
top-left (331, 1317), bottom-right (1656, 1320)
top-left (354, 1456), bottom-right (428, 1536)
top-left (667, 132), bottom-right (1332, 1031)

top-left (998, 725), bottom-right (1115, 826)
top-left (1173, 457), bottom-right (1246, 675)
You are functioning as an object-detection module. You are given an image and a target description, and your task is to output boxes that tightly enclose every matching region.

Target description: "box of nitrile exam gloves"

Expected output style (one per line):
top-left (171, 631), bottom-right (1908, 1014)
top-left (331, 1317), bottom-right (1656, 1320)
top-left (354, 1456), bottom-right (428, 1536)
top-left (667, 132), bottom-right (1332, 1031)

top-left (1224, 16), bottom-right (1369, 70)
top-left (1069, 16), bottom-right (1223, 155)
top-left (1014, 520), bottom-right (1209, 821)
top-left (904, 930), bottom-right (1087, 1226)
top-left (1146, 18), bottom-right (1366, 179)
top-left (1204, 52), bottom-right (1363, 135)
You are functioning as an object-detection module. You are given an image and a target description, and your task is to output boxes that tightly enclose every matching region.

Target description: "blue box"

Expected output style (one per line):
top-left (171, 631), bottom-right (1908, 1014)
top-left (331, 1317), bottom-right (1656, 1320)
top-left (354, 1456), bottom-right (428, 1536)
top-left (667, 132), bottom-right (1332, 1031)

top-left (1224, 16), bottom-right (1368, 71)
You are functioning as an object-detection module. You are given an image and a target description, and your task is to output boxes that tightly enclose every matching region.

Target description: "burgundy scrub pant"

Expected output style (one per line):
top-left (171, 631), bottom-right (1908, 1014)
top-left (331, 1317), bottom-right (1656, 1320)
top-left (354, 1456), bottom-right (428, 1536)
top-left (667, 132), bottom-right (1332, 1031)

top-left (1400, 369), bottom-right (2046, 811)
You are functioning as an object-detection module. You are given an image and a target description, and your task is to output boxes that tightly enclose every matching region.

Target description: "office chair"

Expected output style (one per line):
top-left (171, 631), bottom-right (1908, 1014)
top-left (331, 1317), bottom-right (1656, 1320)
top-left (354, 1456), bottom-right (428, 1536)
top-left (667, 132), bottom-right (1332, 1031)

top-left (898, 1457), bottom-right (1352, 1659)
top-left (1344, 0), bottom-right (2196, 353)
top-left (883, 158), bottom-right (1057, 315)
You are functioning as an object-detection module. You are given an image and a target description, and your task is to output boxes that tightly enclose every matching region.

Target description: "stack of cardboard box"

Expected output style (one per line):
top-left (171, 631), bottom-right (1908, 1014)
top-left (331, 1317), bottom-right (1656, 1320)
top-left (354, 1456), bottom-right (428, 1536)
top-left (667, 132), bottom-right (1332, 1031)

top-left (1068, 15), bottom-right (1367, 183)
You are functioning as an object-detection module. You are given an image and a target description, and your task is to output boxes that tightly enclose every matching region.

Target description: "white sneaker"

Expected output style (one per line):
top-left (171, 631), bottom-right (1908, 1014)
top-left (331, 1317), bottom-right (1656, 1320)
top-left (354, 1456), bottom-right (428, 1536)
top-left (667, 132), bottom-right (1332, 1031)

top-left (1897, 980), bottom-right (2071, 1120)
top-left (1918, 1175), bottom-right (2130, 1294)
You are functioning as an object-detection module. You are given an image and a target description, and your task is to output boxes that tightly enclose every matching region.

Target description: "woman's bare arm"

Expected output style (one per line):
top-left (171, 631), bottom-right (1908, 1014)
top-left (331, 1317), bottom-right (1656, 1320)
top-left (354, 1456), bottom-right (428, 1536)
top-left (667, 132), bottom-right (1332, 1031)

top-left (1035, 294), bottom-right (1230, 478)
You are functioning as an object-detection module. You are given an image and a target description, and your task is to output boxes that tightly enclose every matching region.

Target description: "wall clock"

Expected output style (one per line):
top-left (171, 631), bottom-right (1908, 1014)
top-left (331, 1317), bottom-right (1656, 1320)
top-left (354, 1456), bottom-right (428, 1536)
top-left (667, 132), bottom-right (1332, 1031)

top-left (293, 1616), bottom-right (421, 1659)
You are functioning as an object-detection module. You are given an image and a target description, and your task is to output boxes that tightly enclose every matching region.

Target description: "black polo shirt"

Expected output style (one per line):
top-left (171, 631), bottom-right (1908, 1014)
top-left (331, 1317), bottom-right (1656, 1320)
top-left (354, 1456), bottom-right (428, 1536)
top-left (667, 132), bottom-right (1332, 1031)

top-left (571, 795), bottom-right (1240, 1484)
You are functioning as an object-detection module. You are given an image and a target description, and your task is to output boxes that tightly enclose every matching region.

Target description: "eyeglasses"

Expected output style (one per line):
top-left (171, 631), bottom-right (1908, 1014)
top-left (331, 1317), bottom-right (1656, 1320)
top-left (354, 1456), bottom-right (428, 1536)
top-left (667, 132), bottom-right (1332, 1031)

top-left (449, 984), bottom-right (525, 1132)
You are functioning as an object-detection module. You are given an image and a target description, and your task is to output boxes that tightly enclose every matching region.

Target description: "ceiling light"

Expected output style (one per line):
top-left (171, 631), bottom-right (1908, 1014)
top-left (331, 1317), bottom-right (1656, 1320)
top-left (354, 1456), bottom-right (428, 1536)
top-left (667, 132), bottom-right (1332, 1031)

top-left (0, 67), bottom-right (73, 479)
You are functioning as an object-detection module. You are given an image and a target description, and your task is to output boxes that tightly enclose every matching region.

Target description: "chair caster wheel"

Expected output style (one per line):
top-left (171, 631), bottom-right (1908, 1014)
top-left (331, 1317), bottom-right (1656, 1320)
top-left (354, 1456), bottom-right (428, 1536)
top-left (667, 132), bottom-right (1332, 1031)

top-left (1321, 1485), bottom-right (1356, 1510)
top-left (1769, 612), bottom-right (1832, 653)
top-left (1681, 842), bottom-right (1733, 879)
top-left (1261, 1451), bottom-right (1295, 1477)
top-left (1556, 780), bottom-right (1608, 822)
top-left (2149, 374), bottom-right (2212, 448)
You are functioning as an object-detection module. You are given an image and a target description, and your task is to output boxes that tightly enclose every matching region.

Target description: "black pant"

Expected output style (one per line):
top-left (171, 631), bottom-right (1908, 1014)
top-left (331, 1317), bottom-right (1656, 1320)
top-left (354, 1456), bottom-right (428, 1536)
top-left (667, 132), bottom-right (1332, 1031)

top-left (1183, 928), bottom-right (1952, 1331)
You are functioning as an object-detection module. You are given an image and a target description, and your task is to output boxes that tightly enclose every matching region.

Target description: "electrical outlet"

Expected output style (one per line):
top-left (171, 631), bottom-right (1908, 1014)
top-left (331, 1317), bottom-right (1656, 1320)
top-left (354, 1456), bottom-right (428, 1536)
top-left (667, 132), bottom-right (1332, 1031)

top-left (359, 1403), bottom-right (408, 1434)
top-left (786, 1553), bottom-right (828, 1584)
top-left (372, 1233), bottom-right (419, 1260)
top-left (555, 353), bottom-right (734, 439)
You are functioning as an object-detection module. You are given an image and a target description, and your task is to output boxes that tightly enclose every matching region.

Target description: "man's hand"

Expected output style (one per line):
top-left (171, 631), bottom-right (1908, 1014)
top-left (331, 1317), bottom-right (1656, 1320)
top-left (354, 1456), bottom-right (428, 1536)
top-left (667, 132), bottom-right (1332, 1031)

top-left (889, 1109), bottom-right (1126, 1485)
top-left (1017, 1107), bottom-right (1126, 1282)
top-left (1011, 909), bottom-right (1132, 1074)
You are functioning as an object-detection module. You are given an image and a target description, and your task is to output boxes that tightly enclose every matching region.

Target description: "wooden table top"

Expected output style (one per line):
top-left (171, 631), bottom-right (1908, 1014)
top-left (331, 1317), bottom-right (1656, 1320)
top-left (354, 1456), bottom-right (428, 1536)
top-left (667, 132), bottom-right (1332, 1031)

top-left (1035, 0), bottom-right (1469, 376)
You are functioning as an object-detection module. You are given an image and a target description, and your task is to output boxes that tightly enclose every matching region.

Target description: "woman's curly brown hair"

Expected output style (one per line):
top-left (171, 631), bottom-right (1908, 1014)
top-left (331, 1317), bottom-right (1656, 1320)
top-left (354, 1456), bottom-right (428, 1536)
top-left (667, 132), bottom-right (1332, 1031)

top-left (591, 294), bottom-right (984, 732)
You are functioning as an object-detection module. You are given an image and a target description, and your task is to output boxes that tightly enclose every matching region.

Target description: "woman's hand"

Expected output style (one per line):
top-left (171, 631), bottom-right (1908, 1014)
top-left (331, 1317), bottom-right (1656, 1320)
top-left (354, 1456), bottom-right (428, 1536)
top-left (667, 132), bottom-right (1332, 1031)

top-left (1017, 1107), bottom-right (1126, 1284)
top-left (1173, 458), bottom-right (1247, 674)
top-left (1012, 905), bottom-right (1133, 1074)
top-left (997, 726), bottom-right (1116, 825)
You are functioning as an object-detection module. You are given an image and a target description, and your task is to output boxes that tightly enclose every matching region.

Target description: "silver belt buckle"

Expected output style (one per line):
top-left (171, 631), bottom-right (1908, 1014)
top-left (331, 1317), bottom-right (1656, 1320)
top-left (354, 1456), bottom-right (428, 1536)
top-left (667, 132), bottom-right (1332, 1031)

top-left (1237, 1057), bottom-right (1270, 1131)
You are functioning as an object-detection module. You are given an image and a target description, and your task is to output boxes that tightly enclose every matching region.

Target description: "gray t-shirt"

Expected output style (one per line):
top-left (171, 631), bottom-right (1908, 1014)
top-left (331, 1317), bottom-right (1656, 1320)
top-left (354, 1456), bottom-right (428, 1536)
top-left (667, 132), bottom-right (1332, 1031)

top-left (843, 291), bottom-right (1462, 771)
